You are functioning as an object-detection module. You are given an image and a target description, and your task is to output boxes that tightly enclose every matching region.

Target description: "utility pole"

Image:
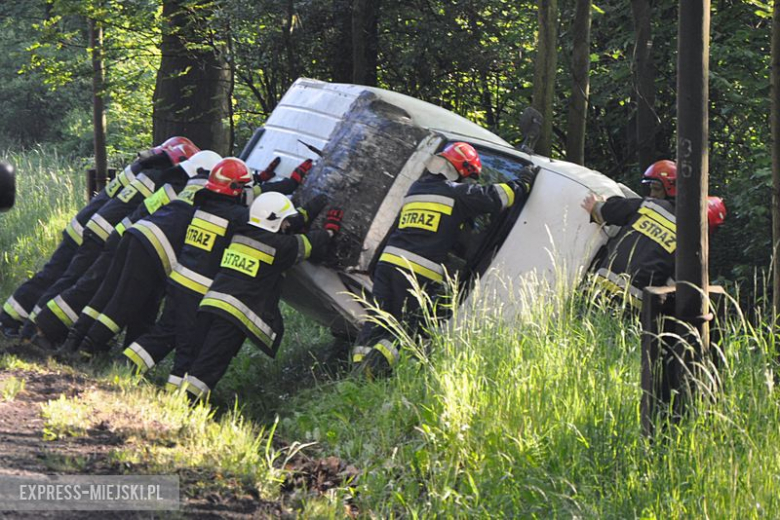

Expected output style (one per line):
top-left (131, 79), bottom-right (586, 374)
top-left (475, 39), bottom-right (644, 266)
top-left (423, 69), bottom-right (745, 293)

top-left (675, 0), bottom-right (710, 350)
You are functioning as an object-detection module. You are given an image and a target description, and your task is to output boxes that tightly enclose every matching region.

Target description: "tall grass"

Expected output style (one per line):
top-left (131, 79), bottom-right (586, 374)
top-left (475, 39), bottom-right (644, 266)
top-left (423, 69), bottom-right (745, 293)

top-left (0, 147), bottom-right (87, 295)
top-left (279, 274), bottom-right (780, 518)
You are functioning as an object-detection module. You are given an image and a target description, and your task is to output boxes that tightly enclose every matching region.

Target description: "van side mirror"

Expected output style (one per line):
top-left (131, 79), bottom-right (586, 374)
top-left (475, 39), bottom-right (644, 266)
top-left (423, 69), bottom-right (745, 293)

top-left (0, 161), bottom-right (15, 212)
top-left (517, 107), bottom-right (543, 155)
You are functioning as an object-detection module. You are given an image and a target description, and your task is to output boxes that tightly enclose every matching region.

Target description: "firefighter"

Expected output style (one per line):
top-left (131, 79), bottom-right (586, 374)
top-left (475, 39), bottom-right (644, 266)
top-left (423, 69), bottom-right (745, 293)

top-left (581, 160), bottom-right (678, 309)
top-left (66, 156), bottom-right (302, 356)
top-left (181, 192), bottom-right (341, 401)
top-left (57, 150), bottom-right (224, 355)
top-left (707, 196), bottom-right (726, 232)
top-left (30, 139), bottom-right (200, 346)
top-left (352, 142), bottom-right (538, 378)
top-left (0, 139), bottom-right (190, 339)
top-left (121, 158), bottom-right (314, 391)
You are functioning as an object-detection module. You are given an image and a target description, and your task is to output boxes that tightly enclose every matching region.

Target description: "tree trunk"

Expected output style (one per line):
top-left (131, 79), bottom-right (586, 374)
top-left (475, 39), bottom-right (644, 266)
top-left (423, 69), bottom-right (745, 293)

top-left (331, 0), bottom-right (353, 82)
top-left (90, 17), bottom-right (107, 180)
top-left (532, 0), bottom-right (558, 157)
top-left (675, 0), bottom-right (710, 350)
top-left (152, 0), bottom-right (230, 155)
top-left (772, 0), bottom-right (780, 320)
top-left (565, 0), bottom-right (592, 165)
top-left (632, 0), bottom-right (657, 171)
top-left (352, 0), bottom-right (379, 86)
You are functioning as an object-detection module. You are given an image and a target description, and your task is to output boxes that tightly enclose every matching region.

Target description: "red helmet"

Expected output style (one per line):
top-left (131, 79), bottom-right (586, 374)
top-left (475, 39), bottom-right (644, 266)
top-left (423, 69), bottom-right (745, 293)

top-left (204, 158), bottom-right (252, 196)
top-left (707, 196), bottom-right (726, 230)
top-left (641, 160), bottom-right (677, 197)
top-left (163, 142), bottom-right (200, 165)
top-left (437, 142), bottom-right (482, 179)
top-left (158, 136), bottom-right (195, 150)
top-left (152, 136), bottom-right (199, 165)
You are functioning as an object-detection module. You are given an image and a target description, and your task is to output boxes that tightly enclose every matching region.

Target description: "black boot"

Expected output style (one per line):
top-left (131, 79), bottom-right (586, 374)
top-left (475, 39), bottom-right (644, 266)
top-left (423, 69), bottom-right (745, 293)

top-left (0, 324), bottom-right (20, 339)
top-left (20, 320), bottom-right (37, 342)
top-left (59, 329), bottom-right (85, 353)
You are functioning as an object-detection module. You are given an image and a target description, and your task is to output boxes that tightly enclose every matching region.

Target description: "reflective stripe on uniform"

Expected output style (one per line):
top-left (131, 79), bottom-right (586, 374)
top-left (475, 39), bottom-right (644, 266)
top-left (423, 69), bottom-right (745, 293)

top-left (65, 217), bottom-right (85, 245)
top-left (494, 183), bottom-right (516, 209)
top-left (200, 290), bottom-right (276, 347)
top-left (191, 210), bottom-right (229, 236)
top-left (106, 168), bottom-right (135, 197)
top-left (351, 345), bottom-right (372, 364)
top-left (402, 194), bottom-right (455, 215)
top-left (46, 296), bottom-right (79, 327)
top-left (29, 305), bottom-right (42, 322)
top-left (379, 246), bottom-right (445, 283)
top-left (170, 264), bottom-right (212, 295)
top-left (640, 200), bottom-right (676, 228)
top-left (82, 306), bottom-right (100, 320)
top-left (373, 338), bottom-right (400, 366)
top-left (116, 216), bottom-right (133, 236)
top-left (296, 235), bottom-right (312, 263)
top-left (231, 236), bottom-right (276, 264)
top-left (4, 296), bottom-right (30, 321)
top-left (123, 342), bottom-right (155, 372)
top-left (144, 184), bottom-right (177, 214)
top-left (595, 268), bottom-right (643, 309)
top-left (183, 375), bottom-right (209, 398)
top-left (86, 213), bottom-right (115, 242)
top-left (178, 182), bottom-right (205, 205)
top-left (96, 313), bottom-right (121, 334)
top-left (165, 374), bottom-right (183, 392)
top-left (133, 220), bottom-right (177, 275)
top-left (119, 167), bottom-right (136, 186)
top-left (130, 173), bottom-right (156, 198)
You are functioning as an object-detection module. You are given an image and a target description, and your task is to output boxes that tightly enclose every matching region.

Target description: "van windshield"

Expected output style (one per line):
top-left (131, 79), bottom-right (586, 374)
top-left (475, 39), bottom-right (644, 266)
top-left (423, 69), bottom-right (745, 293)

top-left (444, 146), bottom-right (533, 286)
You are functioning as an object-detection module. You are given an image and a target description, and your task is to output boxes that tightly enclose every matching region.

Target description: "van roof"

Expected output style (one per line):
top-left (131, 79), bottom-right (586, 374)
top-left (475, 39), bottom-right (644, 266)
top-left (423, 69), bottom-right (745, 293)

top-left (292, 78), bottom-right (513, 149)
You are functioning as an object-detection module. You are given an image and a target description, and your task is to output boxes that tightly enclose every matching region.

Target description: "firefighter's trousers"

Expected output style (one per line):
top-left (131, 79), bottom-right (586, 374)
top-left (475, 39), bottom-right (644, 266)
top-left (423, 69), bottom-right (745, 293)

top-left (355, 262), bottom-right (443, 347)
top-left (182, 314), bottom-right (246, 399)
top-left (0, 235), bottom-right (79, 329)
top-left (123, 283), bottom-right (203, 381)
top-left (34, 247), bottom-right (116, 345)
top-left (76, 234), bottom-right (165, 351)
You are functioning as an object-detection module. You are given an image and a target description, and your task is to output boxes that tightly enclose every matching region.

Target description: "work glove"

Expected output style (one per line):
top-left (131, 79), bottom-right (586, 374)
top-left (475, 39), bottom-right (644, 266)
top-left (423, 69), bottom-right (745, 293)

top-left (290, 159), bottom-right (314, 185)
top-left (517, 165), bottom-right (540, 194)
top-left (253, 157), bottom-right (281, 184)
top-left (324, 208), bottom-right (344, 234)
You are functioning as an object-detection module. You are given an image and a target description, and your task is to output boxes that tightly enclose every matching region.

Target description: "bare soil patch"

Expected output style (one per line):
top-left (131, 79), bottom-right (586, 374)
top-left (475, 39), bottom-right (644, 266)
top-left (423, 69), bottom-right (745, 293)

top-left (0, 347), bottom-right (358, 519)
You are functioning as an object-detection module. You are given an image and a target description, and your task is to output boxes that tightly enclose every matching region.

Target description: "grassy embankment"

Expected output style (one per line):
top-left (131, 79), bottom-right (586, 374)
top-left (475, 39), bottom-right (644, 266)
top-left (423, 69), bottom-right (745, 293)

top-left (2, 149), bottom-right (780, 518)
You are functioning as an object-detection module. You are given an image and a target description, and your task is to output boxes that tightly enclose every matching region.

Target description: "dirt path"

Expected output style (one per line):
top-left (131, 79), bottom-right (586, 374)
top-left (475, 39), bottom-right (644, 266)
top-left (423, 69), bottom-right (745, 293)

top-left (0, 358), bottom-right (356, 519)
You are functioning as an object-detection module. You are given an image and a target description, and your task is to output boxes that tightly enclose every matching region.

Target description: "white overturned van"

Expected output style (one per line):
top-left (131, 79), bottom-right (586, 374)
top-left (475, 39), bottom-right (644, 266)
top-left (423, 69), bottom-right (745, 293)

top-left (240, 78), bottom-right (625, 337)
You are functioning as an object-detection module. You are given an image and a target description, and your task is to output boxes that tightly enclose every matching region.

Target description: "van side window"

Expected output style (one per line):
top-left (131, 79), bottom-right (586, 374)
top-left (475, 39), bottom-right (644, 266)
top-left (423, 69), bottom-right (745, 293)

top-left (445, 147), bottom-right (533, 287)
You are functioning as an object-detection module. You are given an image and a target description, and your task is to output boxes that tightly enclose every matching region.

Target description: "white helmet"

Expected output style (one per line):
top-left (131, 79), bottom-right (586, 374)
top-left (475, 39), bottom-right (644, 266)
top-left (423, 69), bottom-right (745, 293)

top-left (179, 150), bottom-right (222, 178)
top-left (248, 192), bottom-right (299, 232)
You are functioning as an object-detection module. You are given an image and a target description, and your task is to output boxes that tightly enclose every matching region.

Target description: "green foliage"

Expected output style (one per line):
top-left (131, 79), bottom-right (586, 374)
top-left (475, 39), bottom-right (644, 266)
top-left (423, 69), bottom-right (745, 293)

top-left (0, 148), bottom-right (87, 296)
top-left (5, 0), bottom-right (159, 154)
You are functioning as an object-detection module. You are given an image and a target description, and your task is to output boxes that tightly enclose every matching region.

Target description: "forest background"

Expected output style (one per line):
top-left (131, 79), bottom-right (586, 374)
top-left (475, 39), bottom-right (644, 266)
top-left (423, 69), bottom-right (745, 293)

top-left (0, 0), bottom-right (772, 295)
